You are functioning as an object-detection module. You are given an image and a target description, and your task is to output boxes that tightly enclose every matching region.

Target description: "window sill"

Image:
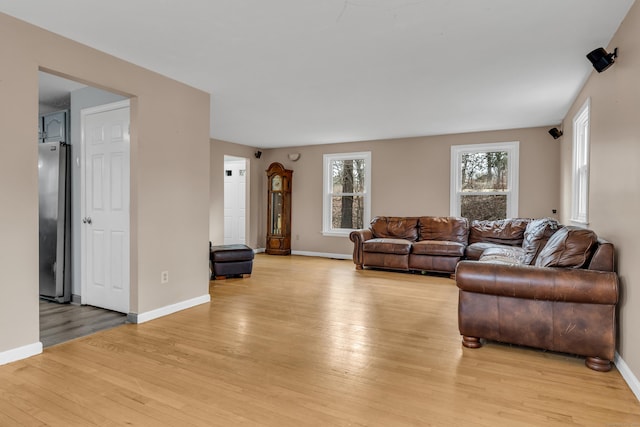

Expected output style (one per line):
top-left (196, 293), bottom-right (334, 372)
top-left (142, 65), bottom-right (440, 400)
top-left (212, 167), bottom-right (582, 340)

top-left (322, 230), bottom-right (352, 237)
top-left (570, 219), bottom-right (589, 228)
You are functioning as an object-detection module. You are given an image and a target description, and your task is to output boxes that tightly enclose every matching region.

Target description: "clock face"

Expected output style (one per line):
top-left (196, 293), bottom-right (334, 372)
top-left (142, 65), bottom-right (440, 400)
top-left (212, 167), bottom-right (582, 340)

top-left (272, 175), bottom-right (282, 191)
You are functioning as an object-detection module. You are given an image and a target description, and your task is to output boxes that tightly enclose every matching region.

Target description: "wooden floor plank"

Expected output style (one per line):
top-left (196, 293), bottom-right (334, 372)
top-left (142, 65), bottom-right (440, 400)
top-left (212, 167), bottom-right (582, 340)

top-left (0, 255), bottom-right (637, 425)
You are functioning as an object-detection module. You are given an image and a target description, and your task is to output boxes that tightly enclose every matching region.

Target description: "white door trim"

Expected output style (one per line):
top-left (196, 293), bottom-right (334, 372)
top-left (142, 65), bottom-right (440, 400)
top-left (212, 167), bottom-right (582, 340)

top-left (80, 99), bottom-right (130, 309)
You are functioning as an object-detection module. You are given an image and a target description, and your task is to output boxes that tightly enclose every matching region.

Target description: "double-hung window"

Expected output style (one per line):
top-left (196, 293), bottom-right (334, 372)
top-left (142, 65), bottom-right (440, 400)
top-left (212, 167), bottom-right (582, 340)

top-left (322, 152), bottom-right (371, 236)
top-left (450, 142), bottom-right (519, 221)
top-left (572, 99), bottom-right (590, 225)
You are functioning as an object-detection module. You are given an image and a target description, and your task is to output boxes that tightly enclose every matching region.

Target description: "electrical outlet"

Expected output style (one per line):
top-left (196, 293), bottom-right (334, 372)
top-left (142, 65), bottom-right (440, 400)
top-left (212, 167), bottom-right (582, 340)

top-left (161, 271), bottom-right (169, 284)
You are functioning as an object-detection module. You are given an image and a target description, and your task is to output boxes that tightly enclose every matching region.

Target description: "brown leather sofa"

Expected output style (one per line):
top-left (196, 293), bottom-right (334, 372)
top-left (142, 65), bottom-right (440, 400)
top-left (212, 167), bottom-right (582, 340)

top-left (349, 216), bottom-right (469, 274)
top-left (349, 216), bottom-right (538, 273)
top-left (456, 220), bottom-right (618, 371)
top-left (350, 216), bottom-right (619, 370)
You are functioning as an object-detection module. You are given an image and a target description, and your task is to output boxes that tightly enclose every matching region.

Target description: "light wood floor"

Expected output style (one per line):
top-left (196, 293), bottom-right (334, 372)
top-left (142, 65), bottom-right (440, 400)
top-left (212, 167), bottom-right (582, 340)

top-left (40, 300), bottom-right (127, 347)
top-left (1, 254), bottom-right (639, 426)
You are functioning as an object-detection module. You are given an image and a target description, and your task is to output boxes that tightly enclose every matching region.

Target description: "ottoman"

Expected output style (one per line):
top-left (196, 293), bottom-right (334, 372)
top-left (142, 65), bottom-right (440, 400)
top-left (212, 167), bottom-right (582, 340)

top-left (210, 244), bottom-right (254, 280)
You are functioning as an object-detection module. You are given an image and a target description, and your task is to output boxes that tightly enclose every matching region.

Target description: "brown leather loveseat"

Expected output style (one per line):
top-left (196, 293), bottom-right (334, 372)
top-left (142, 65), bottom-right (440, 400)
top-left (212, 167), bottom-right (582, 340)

top-left (349, 216), bottom-right (469, 274)
top-left (456, 218), bottom-right (618, 371)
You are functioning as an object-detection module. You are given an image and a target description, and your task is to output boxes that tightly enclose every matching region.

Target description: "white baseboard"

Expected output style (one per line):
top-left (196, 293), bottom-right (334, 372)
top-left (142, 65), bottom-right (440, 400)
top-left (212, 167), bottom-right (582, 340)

top-left (291, 250), bottom-right (351, 260)
top-left (254, 248), bottom-right (351, 260)
top-left (0, 342), bottom-right (43, 366)
top-left (615, 352), bottom-right (640, 402)
top-left (128, 294), bottom-right (211, 324)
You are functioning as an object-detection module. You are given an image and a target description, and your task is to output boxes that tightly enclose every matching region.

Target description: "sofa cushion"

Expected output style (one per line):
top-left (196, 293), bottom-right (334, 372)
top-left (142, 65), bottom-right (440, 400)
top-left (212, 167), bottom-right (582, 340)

top-left (535, 226), bottom-right (598, 268)
top-left (411, 240), bottom-right (466, 257)
top-left (522, 218), bottom-right (562, 265)
top-left (418, 216), bottom-right (469, 244)
top-left (479, 246), bottom-right (526, 265)
top-left (363, 238), bottom-right (412, 255)
top-left (370, 216), bottom-right (419, 241)
top-left (469, 218), bottom-right (530, 246)
top-left (466, 242), bottom-right (510, 260)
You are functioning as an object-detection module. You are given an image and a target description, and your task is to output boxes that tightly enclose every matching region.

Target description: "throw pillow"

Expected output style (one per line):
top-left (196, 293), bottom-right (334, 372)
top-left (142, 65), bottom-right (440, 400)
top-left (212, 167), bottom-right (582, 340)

top-left (534, 226), bottom-right (598, 268)
top-left (522, 218), bottom-right (561, 265)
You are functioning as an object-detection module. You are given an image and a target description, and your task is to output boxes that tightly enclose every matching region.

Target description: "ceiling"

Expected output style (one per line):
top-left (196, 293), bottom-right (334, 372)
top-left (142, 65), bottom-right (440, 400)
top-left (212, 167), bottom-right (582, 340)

top-left (2, 0), bottom-right (634, 148)
top-left (38, 72), bottom-right (86, 110)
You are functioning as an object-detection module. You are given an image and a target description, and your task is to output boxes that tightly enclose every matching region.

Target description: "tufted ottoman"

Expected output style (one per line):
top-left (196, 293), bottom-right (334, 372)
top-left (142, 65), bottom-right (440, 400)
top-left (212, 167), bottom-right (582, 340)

top-left (209, 244), bottom-right (254, 280)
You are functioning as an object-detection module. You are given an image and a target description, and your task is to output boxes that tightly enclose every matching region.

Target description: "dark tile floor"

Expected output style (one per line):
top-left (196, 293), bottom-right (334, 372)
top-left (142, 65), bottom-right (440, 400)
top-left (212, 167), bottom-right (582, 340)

top-left (39, 300), bottom-right (126, 347)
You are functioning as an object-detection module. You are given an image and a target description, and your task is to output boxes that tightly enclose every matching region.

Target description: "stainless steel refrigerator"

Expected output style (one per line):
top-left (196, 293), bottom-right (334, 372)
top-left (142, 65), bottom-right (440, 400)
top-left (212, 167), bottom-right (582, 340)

top-left (39, 141), bottom-right (71, 303)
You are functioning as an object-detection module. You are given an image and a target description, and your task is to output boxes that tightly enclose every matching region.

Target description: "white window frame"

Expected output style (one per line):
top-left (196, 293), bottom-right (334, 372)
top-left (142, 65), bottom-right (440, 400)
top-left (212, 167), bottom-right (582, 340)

top-left (450, 141), bottom-right (519, 219)
top-left (322, 151), bottom-right (371, 236)
top-left (571, 98), bottom-right (590, 226)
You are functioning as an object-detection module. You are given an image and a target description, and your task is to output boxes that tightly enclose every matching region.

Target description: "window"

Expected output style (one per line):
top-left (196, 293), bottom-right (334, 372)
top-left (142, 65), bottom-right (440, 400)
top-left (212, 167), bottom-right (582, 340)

top-left (572, 99), bottom-right (590, 225)
top-left (323, 152), bottom-right (371, 236)
top-left (450, 142), bottom-right (519, 221)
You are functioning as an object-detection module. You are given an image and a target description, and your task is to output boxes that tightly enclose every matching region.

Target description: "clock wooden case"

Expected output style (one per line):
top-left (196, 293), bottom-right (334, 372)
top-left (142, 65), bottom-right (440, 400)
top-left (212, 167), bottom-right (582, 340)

top-left (266, 162), bottom-right (293, 255)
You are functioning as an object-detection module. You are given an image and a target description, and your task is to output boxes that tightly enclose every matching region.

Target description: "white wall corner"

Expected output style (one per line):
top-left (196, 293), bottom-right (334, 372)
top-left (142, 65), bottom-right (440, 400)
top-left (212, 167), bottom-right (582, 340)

top-left (128, 294), bottom-right (211, 324)
top-left (615, 352), bottom-right (640, 402)
top-left (0, 342), bottom-right (43, 366)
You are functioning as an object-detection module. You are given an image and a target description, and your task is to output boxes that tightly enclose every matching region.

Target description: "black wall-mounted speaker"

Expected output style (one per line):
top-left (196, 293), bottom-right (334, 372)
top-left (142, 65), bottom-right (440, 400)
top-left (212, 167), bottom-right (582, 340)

top-left (548, 127), bottom-right (563, 139)
top-left (587, 47), bottom-right (617, 73)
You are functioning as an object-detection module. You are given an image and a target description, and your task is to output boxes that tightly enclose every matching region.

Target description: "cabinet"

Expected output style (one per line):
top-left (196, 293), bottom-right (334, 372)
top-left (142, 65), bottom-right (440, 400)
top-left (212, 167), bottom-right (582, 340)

top-left (39, 110), bottom-right (68, 143)
top-left (266, 162), bottom-right (292, 255)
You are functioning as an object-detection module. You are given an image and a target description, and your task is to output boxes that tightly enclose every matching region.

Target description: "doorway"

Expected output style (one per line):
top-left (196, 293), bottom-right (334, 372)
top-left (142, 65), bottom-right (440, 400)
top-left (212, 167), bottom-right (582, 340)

top-left (224, 156), bottom-right (249, 245)
top-left (38, 71), bottom-right (130, 345)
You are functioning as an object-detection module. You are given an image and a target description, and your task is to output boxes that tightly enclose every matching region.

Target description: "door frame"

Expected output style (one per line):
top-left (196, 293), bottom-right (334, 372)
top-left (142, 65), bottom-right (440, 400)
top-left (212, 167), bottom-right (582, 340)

top-left (79, 99), bottom-right (131, 309)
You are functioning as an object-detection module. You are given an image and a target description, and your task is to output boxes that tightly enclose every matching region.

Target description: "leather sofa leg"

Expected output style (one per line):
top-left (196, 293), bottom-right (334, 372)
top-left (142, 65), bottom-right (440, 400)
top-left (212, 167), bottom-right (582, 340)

top-left (462, 336), bottom-right (482, 348)
top-left (355, 264), bottom-right (363, 270)
top-left (585, 356), bottom-right (612, 372)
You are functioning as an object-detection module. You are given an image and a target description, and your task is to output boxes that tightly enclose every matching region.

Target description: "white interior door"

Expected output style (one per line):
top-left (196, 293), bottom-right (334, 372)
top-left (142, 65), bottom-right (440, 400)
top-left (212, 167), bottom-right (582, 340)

top-left (223, 158), bottom-right (246, 245)
top-left (81, 100), bottom-right (130, 313)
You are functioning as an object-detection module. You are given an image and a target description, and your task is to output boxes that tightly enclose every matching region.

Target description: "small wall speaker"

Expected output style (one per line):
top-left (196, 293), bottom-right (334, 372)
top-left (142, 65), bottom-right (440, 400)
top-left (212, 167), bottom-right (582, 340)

top-left (548, 127), bottom-right (563, 139)
top-left (586, 47), bottom-right (617, 73)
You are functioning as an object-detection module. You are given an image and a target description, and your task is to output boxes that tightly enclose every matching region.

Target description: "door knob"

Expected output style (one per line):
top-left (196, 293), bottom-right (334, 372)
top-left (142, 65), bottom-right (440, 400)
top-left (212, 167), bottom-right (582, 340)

top-left (82, 217), bottom-right (93, 224)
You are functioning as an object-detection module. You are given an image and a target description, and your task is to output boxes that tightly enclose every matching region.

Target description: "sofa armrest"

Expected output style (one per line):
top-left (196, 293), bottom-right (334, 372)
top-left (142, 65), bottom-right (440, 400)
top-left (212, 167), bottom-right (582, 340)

top-left (349, 229), bottom-right (373, 269)
top-left (455, 261), bottom-right (618, 304)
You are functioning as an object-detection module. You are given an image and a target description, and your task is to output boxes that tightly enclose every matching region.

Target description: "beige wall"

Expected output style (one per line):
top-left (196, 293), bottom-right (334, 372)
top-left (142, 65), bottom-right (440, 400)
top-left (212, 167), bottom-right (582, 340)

top-left (247, 126), bottom-right (560, 256)
top-left (560, 1), bottom-right (640, 381)
top-left (0, 13), bottom-right (210, 352)
top-left (209, 139), bottom-right (261, 249)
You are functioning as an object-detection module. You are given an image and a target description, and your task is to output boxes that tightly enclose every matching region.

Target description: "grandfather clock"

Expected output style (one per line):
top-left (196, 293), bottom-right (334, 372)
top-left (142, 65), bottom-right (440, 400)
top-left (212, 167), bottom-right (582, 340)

top-left (266, 162), bottom-right (292, 255)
